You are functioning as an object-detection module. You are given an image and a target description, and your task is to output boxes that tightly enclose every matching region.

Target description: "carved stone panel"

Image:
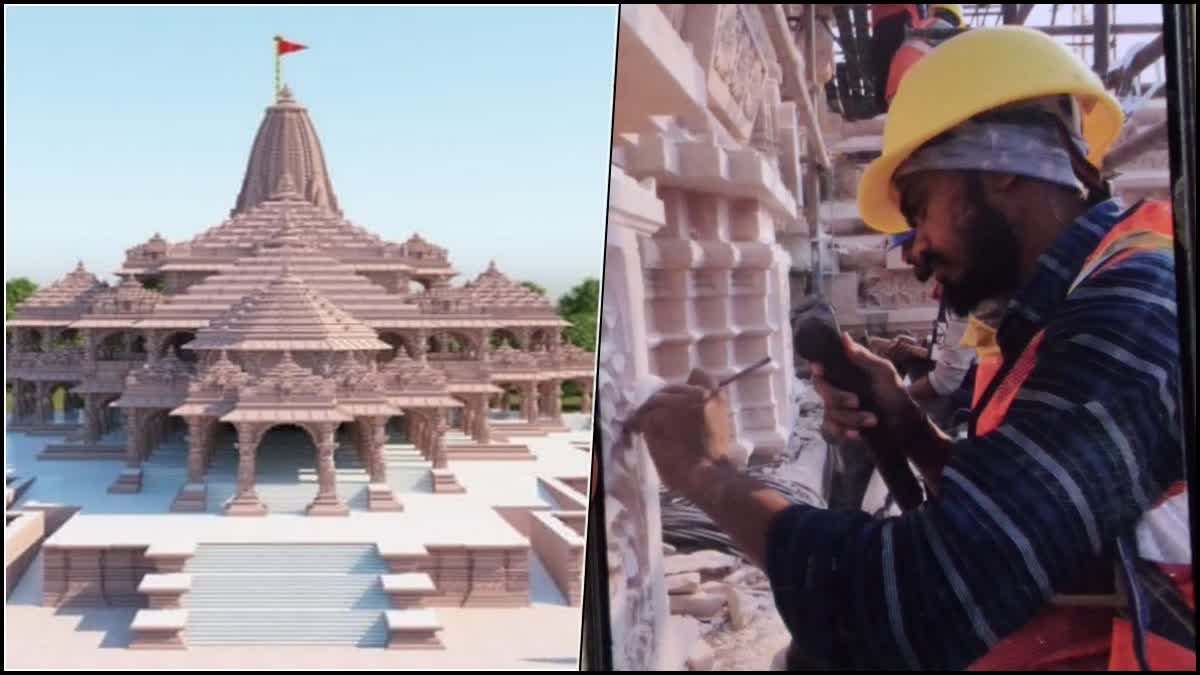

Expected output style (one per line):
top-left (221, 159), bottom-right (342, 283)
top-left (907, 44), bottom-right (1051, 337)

top-left (699, 4), bottom-right (770, 139)
top-left (600, 166), bottom-right (671, 670)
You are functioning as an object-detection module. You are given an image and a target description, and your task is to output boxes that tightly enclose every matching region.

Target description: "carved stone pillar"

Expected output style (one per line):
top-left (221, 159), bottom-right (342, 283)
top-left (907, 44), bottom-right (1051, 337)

top-left (12, 380), bottom-right (27, 421)
top-left (424, 413), bottom-right (435, 454)
top-left (107, 406), bottom-right (145, 494)
top-left (34, 381), bottom-right (50, 423)
top-left (41, 329), bottom-right (54, 354)
top-left (186, 416), bottom-right (213, 482)
top-left (431, 409), bottom-right (449, 470)
top-left (521, 382), bottom-right (534, 423)
top-left (475, 396), bottom-right (492, 445)
top-left (227, 424), bottom-right (267, 516)
top-left (409, 414), bottom-right (421, 456)
top-left (462, 402), bottom-right (474, 436)
top-left (83, 394), bottom-right (102, 442)
top-left (146, 331), bottom-right (165, 366)
top-left (121, 333), bottom-right (134, 359)
top-left (366, 417), bottom-right (388, 484)
top-left (549, 379), bottom-right (563, 422)
top-left (364, 415), bottom-right (401, 511)
top-left (581, 382), bottom-right (594, 417)
top-left (171, 415), bottom-right (209, 512)
top-left (124, 408), bottom-right (144, 468)
top-left (83, 331), bottom-right (97, 373)
top-left (305, 423), bottom-right (347, 516)
top-left (414, 329), bottom-right (429, 363)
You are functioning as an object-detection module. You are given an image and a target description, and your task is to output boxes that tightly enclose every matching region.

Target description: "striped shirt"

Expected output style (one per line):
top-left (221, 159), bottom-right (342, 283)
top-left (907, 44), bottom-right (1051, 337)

top-left (766, 199), bottom-right (1184, 669)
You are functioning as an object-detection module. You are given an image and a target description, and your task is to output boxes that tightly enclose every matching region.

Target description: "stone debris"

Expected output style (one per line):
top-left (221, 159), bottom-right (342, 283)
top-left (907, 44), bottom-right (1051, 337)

top-left (670, 591), bottom-right (727, 619)
top-left (666, 572), bottom-right (701, 595)
top-left (726, 586), bottom-right (752, 630)
top-left (686, 638), bottom-right (716, 671)
top-left (664, 550), bottom-right (739, 578)
top-left (668, 615), bottom-right (704, 669)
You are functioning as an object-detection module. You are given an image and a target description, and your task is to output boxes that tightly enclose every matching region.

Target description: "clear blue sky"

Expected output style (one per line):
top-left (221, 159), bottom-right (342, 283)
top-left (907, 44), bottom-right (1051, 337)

top-left (4, 5), bottom-right (617, 301)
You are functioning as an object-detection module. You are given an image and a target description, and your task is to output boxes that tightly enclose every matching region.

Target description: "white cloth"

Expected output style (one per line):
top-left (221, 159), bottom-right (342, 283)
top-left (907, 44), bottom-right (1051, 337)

top-left (927, 314), bottom-right (975, 396)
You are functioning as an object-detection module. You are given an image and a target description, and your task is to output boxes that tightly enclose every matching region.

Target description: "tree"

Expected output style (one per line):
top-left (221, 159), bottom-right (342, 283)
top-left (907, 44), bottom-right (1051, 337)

top-left (558, 278), bottom-right (599, 352)
top-left (557, 278), bottom-right (599, 318)
top-left (6, 277), bottom-right (38, 322)
top-left (521, 280), bottom-right (547, 297)
top-left (563, 311), bottom-right (597, 351)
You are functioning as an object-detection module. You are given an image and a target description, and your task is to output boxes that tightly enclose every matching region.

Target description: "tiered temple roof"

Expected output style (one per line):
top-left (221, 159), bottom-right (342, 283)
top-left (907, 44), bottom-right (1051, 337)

top-left (186, 271), bottom-right (392, 353)
top-left (9, 262), bottom-right (108, 327)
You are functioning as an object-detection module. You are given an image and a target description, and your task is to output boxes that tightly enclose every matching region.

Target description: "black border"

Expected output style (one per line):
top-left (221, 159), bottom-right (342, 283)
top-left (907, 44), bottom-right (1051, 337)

top-left (579, 5), bottom-right (619, 671)
top-left (582, 5), bottom-right (1199, 671)
top-left (1162, 2), bottom-right (1199, 607)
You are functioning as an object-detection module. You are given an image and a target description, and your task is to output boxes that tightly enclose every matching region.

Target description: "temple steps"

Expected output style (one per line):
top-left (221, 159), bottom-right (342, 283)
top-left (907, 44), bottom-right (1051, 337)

top-left (183, 544), bottom-right (392, 646)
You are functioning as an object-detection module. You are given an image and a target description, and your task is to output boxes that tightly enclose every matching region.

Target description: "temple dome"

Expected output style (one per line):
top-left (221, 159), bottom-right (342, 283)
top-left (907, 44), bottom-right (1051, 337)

top-left (232, 85), bottom-right (341, 217)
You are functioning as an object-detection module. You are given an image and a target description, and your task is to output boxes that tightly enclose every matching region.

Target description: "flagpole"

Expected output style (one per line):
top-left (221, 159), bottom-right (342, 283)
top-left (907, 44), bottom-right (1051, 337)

top-left (274, 36), bottom-right (281, 97)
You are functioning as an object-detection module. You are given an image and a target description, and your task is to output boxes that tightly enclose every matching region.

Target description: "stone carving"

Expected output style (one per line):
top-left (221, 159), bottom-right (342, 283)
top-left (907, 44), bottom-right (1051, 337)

top-left (600, 246), bottom-right (664, 671)
top-left (860, 269), bottom-right (934, 309)
top-left (713, 4), bottom-right (768, 125)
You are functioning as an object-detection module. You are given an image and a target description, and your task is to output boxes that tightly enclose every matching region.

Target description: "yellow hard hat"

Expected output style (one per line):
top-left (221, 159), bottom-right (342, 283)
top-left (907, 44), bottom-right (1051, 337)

top-left (931, 3), bottom-right (964, 26)
top-left (857, 26), bottom-right (1124, 234)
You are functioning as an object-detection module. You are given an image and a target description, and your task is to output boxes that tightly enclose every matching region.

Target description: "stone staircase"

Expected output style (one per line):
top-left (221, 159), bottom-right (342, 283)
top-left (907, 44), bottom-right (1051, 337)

top-left (182, 544), bottom-right (392, 646)
top-left (383, 444), bottom-right (434, 494)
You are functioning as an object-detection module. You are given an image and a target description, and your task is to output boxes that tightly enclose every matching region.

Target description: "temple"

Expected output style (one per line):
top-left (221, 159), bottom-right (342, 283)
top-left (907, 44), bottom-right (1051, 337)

top-left (6, 84), bottom-right (595, 657)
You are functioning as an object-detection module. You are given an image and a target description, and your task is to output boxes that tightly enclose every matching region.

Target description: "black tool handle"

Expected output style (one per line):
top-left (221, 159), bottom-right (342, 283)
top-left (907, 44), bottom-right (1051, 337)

top-left (791, 298), bottom-right (925, 512)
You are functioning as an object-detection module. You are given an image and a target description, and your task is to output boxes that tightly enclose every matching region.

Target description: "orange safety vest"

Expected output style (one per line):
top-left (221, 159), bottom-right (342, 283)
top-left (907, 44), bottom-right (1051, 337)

top-left (962, 201), bottom-right (1194, 671)
top-left (885, 16), bottom-right (949, 103)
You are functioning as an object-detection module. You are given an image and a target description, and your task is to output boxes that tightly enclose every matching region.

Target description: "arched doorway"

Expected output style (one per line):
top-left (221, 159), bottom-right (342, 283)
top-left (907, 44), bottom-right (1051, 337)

top-left (48, 383), bottom-right (79, 424)
top-left (210, 422), bottom-right (368, 514)
top-left (97, 331), bottom-right (146, 361)
top-left (529, 329), bottom-right (554, 351)
top-left (377, 331), bottom-right (417, 363)
top-left (161, 331), bottom-right (198, 365)
top-left (426, 331), bottom-right (479, 361)
top-left (490, 329), bottom-right (522, 350)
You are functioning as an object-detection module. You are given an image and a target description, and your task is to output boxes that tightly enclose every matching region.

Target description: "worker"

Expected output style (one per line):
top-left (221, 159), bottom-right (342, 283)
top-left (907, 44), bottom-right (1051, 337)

top-left (627, 27), bottom-right (1192, 670)
top-left (870, 4), bottom-right (965, 112)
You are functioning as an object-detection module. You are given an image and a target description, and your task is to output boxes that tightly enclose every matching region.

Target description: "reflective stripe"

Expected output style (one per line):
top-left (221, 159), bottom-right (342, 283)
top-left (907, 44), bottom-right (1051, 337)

top-left (943, 468), bottom-right (1053, 598)
top-left (997, 425), bottom-right (1103, 555)
top-left (920, 514), bottom-right (1001, 646)
top-left (882, 522), bottom-right (923, 669)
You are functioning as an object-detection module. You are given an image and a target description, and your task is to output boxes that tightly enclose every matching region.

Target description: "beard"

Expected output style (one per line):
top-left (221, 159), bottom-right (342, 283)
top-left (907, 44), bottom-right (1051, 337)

top-left (937, 175), bottom-right (1024, 316)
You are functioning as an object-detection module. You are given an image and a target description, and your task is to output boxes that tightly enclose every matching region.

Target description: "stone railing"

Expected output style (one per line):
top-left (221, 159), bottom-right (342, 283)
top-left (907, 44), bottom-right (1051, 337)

top-left (435, 360), bottom-right (490, 383)
top-left (6, 350), bottom-right (86, 379)
top-left (416, 297), bottom-right (482, 315)
top-left (91, 359), bottom-right (144, 383)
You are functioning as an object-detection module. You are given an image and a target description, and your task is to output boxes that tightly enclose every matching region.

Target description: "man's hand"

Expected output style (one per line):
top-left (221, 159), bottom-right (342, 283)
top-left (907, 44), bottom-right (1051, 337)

top-left (812, 332), bottom-right (922, 443)
top-left (813, 332), bottom-right (953, 492)
top-left (626, 369), bottom-right (790, 568)
top-left (868, 335), bottom-right (929, 365)
top-left (625, 369), bottom-right (733, 493)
